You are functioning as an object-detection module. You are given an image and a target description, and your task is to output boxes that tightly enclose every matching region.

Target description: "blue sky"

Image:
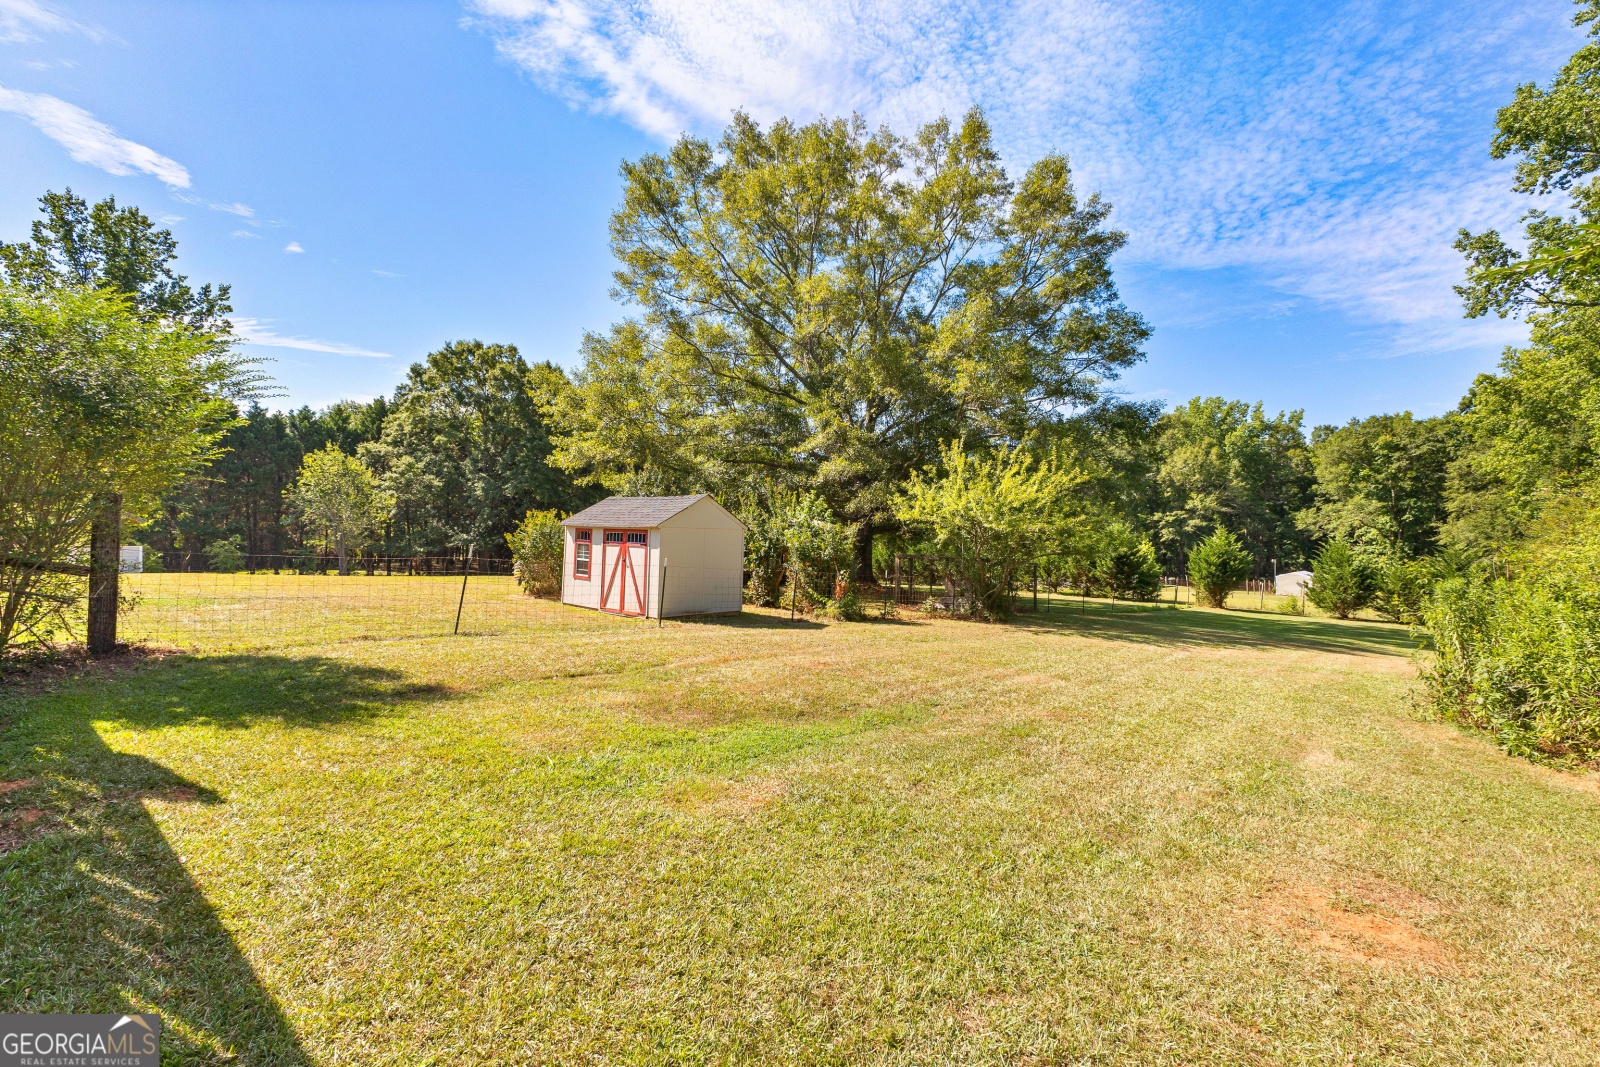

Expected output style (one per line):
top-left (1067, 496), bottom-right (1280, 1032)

top-left (0, 0), bottom-right (1585, 428)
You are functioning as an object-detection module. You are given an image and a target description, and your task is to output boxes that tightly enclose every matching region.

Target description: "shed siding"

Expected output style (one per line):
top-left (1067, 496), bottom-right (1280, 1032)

top-left (657, 498), bottom-right (745, 617)
top-left (561, 526), bottom-right (604, 610)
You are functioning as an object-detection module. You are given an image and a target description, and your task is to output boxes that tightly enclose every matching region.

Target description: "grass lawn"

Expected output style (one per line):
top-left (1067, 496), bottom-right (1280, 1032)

top-left (3, 600), bottom-right (1599, 1064)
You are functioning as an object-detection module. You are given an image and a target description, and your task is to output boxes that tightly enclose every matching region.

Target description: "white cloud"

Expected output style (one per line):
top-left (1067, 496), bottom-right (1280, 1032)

top-left (0, 84), bottom-right (190, 186)
top-left (234, 318), bottom-right (393, 359)
top-left (232, 229), bottom-right (259, 238)
top-left (469, 0), bottom-right (1583, 346)
top-left (372, 268), bottom-right (404, 277)
top-left (0, 0), bottom-right (85, 43)
top-left (283, 241), bottom-right (304, 253)
top-left (211, 201), bottom-right (255, 218)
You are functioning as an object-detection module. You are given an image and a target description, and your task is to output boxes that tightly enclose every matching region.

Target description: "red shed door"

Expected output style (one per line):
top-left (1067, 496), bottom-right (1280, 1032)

top-left (599, 530), bottom-right (649, 616)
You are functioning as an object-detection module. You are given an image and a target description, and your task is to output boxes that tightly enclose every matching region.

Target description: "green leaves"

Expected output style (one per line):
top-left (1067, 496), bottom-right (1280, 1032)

top-left (896, 442), bottom-right (1090, 617)
top-left (1186, 528), bottom-right (1251, 609)
top-left (1304, 540), bottom-right (1374, 620)
top-left (1, 283), bottom-right (238, 650)
top-left (287, 445), bottom-right (394, 573)
top-left (553, 110), bottom-right (1147, 558)
top-left (1456, 6), bottom-right (1600, 317)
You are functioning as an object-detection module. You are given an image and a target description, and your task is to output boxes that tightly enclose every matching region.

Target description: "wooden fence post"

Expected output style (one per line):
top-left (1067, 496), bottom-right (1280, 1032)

top-left (87, 493), bottom-right (121, 656)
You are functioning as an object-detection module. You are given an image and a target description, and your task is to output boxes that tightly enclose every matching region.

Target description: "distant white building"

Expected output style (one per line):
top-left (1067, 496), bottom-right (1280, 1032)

top-left (559, 495), bottom-right (745, 619)
top-left (1276, 570), bottom-right (1313, 598)
top-left (119, 545), bottom-right (144, 573)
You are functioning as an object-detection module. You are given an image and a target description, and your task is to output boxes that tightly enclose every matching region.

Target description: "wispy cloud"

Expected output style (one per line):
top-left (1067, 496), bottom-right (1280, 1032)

top-left (0, 84), bottom-right (190, 186)
top-left (211, 201), bottom-right (254, 218)
top-left (283, 241), bottom-right (304, 253)
top-left (234, 318), bottom-right (393, 359)
top-left (469, 0), bottom-right (1582, 347)
top-left (232, 228), bottom-right (259, 239)
top-left (0, 0), bottom-right (92, 43)
top-left (372, 268), bottom-right (404, 278)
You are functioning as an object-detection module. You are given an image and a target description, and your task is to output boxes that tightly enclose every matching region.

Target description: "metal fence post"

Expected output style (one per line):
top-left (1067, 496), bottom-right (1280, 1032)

top-left (453, 543), bottom-right (474, 635)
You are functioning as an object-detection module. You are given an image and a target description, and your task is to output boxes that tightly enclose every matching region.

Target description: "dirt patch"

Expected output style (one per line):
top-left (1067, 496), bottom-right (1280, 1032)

top-left (0, 642), bottom-right (180, 694)
top-left (0, 779), bottom-right (33, 797)
top-left (1257, 880), bottom-right (1453, 971)
top-left (0, 806), bottom-right (50, 855)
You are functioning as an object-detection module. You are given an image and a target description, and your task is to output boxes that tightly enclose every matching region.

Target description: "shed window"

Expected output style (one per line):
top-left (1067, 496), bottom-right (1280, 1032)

top-left (626, 532), bottom-right (647, 545)
top-left (574, 530), bottom-right (591, 578)
top-left (605, 531), bottom-right (625, 543)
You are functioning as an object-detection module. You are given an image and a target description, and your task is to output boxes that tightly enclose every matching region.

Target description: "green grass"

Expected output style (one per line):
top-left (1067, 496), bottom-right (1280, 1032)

top-left (3, 599), bottom-right (1599, 1064)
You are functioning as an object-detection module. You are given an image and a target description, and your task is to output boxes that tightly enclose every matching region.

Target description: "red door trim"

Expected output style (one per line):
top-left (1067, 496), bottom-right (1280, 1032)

top-left (599, 529), bottom-right (649, 617)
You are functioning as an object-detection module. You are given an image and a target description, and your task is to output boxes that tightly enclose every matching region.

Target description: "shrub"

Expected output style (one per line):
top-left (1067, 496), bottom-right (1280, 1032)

top-left (896, 443), bottom-right (1090, 618)
top-left (1305, 540), bottom-right (1373, 619)
top-left (506, 509), bottom-right (564, 597)
top-left (204, 535), bottom-right (246, 573)
top-left (1421, 496), bottom-right (1600, 764)
top-left (1370, 556), bottom-right (1432, 624)
top-left (779, 492), bottom-right (855, 612)
top-left (738, 496), bottom-right (787, 607)
top-left (1099, 535), bottom-right (1163, 601)
top-left (1187, 529), bottom-right (1250, 608)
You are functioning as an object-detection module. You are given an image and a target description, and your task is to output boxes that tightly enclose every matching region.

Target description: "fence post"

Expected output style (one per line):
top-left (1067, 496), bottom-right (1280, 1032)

top-left (454, 543), bottom-right (474, 635)
top-left (658, 557), bottom-right (667, 627)
top-left (87, 493), bottom-right (121, 656)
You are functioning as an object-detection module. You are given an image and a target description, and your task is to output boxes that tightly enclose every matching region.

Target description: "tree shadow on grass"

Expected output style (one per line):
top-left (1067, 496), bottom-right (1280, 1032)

top-left (1011, 602), bottom-right (1426, 659)
top-left (683, 611), bottom-right (827, 630)
top-left (0, 652), bottom-right (446, 1064)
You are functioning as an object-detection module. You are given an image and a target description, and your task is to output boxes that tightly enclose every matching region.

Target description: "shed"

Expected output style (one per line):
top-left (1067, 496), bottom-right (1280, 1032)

top-left (1275, 570), bottom-right (1313, 598)
top-left (559, 495), bottom-right (745, 619)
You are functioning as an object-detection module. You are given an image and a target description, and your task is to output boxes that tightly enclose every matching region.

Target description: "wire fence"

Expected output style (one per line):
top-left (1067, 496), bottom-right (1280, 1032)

top-left (6, 549), bottom-right (1313, 657)
top-left (105, 556), bottom-right (749, 649)
top-left (113, 556), bottom-right (561, 647)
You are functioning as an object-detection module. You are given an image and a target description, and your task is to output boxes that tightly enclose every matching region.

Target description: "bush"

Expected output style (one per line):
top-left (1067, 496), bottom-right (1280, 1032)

top-left (1423, 573), bottom-right (1600, 763)
top-left (506, 510), bottom-right (564, 597)
top-left (779, 492), bottom-right (855, 612)
top-left (1305, 540), bottom-right (1373, 619)
top-left (1421, 497), bottom-right (1600, 764)
top-left (1099, 536), bottom-right (1163, 601)
top-left (1370, 556), bottom-right (1432, 624)
top-left (204, 535), bottom-right (246, 573)
top-left (738, 496), bottom-right (787, 607)
top-left (1187, 529), bottom-right (1250, 608)
top-left (895, 443), bottom-right (1090, 619)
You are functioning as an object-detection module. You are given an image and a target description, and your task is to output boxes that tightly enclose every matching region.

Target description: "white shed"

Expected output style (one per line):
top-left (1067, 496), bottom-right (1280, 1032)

top-left (559, 495), bottom-right (746, 619)
top-left (1275, 570), bottom-right (1313, 598)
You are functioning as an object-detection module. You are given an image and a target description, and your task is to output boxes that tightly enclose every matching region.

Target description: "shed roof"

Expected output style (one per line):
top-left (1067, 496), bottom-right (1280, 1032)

top-left (560, 494), bottom-right (713, 529)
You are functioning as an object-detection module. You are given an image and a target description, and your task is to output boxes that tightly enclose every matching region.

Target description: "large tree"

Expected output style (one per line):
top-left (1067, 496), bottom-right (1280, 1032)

top-left (548, 110), bottom-right (1148, 577)
top-left (360, 341), bottom-right (581, 556)
top-left (1151, 398), bottom-right (1314, 573)
top-left (1447, 0), bottom-right (1600, 558)
top-left (1302, 413), bottom-right (1454, 559)
top-left (0, 189), bottom-right (235, 333)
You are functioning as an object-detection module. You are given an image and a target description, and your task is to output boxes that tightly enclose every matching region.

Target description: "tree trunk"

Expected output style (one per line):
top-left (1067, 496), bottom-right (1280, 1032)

top-left (88, 493), bottom-right (121, 656)
top-left (852, 521), bottom-right (875, 585)
top-left (336, 535), bottom-right (349, 576)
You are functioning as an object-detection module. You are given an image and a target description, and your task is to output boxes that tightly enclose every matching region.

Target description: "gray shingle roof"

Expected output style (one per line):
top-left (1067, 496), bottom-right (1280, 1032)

top-left (560, 494), bottom-right (710, 528)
